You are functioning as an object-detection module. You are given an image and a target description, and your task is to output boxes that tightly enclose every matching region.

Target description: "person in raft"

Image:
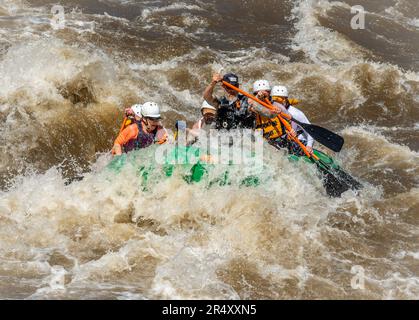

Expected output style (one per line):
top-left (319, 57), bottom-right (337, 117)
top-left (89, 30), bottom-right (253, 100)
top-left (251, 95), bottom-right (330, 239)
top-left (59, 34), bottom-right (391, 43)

top-left (112, 102), bottom-right (168, 156)
top-left (271, 85), bottom-right (314, 154)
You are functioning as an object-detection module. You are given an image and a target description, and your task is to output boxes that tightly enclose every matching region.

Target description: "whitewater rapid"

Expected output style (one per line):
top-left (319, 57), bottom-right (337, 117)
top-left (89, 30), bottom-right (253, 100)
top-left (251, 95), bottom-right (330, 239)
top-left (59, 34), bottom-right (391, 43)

top-left (0, 0), bottom-right (417, 299)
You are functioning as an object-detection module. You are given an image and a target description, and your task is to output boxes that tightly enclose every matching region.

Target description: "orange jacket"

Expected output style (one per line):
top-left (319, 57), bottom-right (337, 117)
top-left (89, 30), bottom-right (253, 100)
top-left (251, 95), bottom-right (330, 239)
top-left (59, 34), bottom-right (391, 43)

top-left (113, 121), bottom-right (168, 155)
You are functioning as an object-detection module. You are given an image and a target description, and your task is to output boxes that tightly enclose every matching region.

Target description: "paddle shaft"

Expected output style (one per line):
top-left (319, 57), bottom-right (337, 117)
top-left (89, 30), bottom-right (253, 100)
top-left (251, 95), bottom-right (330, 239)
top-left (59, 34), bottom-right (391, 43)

top-left (222, 81), bottom-right (318, 160)
top-left (264, 99), bottom-right (319, 160)
top-left (222, 81), bottom-right (292, 120)
top-left (221, 82), bottom-right (361, 195)
top-left (222, 80), bottom-right (345, 152)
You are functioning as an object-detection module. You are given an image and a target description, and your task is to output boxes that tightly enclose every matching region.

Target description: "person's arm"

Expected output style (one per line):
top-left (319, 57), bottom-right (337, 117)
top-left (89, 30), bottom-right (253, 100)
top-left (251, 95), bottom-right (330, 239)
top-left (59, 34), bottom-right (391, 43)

top-left (272, 101), bottom-right (290, 116)
top-left (300, 111), bottom-right (314, 149)
top-left (185, 121), bottom-right (202, 145)
top-left (188, 119), bottom-right (202, 136)
top-left (306, 134), bottom-right (314, 149)
top-left (203, 73), bottom-right (222, 108)
top-left (156, 127), bottom-right (169, 145)
top-left (248, 97), bottom-right (284, 119)
top-left (291, 108), bottom-right (314, 150)
top-left (125, 107), bottom-right (134, 116)
top-left (247, 92), bottom-right (270, 118)
top-left (112, 125), bottom-right (138, 155)
top-left (249, 103), bottom-right (277, 118)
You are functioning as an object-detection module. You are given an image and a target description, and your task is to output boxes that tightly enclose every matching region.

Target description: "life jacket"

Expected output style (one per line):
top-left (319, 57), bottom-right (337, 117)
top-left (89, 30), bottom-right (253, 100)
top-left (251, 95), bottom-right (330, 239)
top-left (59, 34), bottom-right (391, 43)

top-left (123, 117), bottom-right (133, 128)
top-left (216, 94), bottom-right (255, 130)
top-left (255, 114), bottom-right (287, 140)
top-left (123, 121), bottom-right (162, 153)
top-left (272, 96), bottom-right (300, 106)
top-left (253, 97), bottom-right (288, 140)
top-left (289, 98), bottom-right (299, 106)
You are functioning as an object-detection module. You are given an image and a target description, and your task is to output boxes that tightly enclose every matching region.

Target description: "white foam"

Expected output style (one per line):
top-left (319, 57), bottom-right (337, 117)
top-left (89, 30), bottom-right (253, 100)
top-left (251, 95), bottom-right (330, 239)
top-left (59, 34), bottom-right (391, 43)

top-left (0, 0), bottom-right (27, 16)
top-left (394, 250), bottom-right (419, 260)
top-left (0, 140), bottom-right (414, 299)
top-left (407, 252), bottom-right (419, 260)
top-left (48, 265), bottom-right (68, 290)
top-left (384, 6), bottom-right (419, 29)
top-left (291, 0), bottom-right (366, 65)
top-left (342, 125), bottom-right (419, 158)
top-left (140, 3), bottom-right (204, 20)
top-left (151, 245), bottom-right (239, 299)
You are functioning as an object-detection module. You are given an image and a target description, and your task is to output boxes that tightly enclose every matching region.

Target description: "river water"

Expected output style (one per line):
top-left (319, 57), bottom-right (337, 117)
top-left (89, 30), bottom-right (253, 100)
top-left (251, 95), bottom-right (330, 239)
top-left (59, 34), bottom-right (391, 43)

top-left (0, 0), bottom-right (418, 299)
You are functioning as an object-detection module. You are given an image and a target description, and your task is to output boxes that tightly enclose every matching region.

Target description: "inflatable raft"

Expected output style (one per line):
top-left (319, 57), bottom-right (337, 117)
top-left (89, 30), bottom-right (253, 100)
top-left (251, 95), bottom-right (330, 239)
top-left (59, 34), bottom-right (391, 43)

top-left (107, 144), bottom-right (362, 197)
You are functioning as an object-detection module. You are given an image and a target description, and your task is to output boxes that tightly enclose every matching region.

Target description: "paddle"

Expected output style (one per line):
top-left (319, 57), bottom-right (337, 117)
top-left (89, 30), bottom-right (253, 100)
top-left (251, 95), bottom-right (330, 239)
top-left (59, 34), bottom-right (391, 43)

top-left (262, 98), bottom-right (362, 196)
top-left (221, 81), bottom-right (361, 196)
top-left (221, 81), bottom-right (344, 152)
top-left (280, 113), bottom-right (344, 153)
top-left (266, 140), bottom-right (354, 197)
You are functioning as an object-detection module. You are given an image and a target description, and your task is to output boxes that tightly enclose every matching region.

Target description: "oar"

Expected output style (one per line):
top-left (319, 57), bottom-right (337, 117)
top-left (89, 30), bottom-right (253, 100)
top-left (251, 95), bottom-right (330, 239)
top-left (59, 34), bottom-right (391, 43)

top-left (221, 81), bottom-right (360, 196)
top-left (277, 111), bottom-right (344, 153)
top-left (266, 139), bottom-right (353, 197)
top-left (222, 81), bottom-right (344, 152)
top-left (261, 98), bottom-right (362, 196)
top-left (221, 81), bottom-right (316, 156)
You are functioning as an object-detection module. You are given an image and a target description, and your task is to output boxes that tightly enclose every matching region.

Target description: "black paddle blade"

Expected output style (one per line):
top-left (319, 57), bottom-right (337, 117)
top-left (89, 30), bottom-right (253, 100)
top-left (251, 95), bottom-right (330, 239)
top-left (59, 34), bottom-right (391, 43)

top-left (298, 122), bottom-right (344, 152)
top-left (334, 168), bottom-right (363, 191)
top-left (318, 167), bottom-right (351, 197)
top-left (316, 159), bottom-right (363, 197)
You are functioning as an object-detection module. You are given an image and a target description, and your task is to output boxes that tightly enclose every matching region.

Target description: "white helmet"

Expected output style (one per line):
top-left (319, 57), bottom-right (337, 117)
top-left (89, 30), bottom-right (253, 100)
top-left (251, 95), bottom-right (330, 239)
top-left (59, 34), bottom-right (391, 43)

top-left (271, 85), bottom-right (288, 97)
top-left (141, 102), bottom-right (161, 119)
top-left (131, 104), bottom-right (142, 117)
top-left (253, 80), bottom-right (271, 93)
top-left (201, 100), bottom-right (217, 113)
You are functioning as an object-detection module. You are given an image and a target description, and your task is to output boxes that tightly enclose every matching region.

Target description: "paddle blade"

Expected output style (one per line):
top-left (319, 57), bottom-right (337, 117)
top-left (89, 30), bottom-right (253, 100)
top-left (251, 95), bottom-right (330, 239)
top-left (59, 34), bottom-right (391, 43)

top-left (319, 168), bottom-right (351, 197)
top-left (315, 158), bottom-right (363, 197)
top-left (299, 123), bottom-right (344, 152)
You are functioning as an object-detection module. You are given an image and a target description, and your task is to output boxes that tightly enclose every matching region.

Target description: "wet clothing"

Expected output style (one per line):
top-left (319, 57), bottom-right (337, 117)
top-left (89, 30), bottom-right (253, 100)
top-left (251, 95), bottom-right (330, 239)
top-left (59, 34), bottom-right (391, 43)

top-left (268, 138), bottom-right (307, 157)
top-left (187, 117), bottom-right (217, 145)
top-left (193, 118), bottom-right (205, 130)
top-left (215, 94), bottom-right (255, 130)
top-left (253, 100), bottom-right (291, 139)
top-left (255, 113), bottom-right (287, 140)
top-left (192, 117), bottom-right (217, 130)
top-left (252, 99), bottom-right (311, 156)
top-left (287, 105), bottom-right (314, 148)
top-left (113, 120), bottom-right (167, 154)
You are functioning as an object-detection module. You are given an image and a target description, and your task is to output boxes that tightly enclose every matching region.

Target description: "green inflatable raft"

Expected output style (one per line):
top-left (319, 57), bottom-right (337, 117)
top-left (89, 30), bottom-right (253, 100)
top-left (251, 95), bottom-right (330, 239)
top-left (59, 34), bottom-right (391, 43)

top-left (107, 144), bottom-right (362, 197)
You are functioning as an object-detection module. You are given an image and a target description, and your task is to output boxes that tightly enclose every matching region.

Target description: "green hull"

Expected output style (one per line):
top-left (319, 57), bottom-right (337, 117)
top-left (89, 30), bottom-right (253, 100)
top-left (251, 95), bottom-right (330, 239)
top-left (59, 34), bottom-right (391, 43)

top-left (289, 149), bottom-right (362, 197)
top-left (107, 145), bottom-right (362, 197)
top-left (107, 145), bottom-right (264, 189)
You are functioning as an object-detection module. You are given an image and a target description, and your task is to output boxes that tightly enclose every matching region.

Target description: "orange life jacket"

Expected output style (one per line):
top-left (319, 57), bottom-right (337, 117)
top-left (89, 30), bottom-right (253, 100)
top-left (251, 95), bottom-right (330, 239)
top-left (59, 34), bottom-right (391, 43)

top-left (255, 114), bottom-right (287, 140)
